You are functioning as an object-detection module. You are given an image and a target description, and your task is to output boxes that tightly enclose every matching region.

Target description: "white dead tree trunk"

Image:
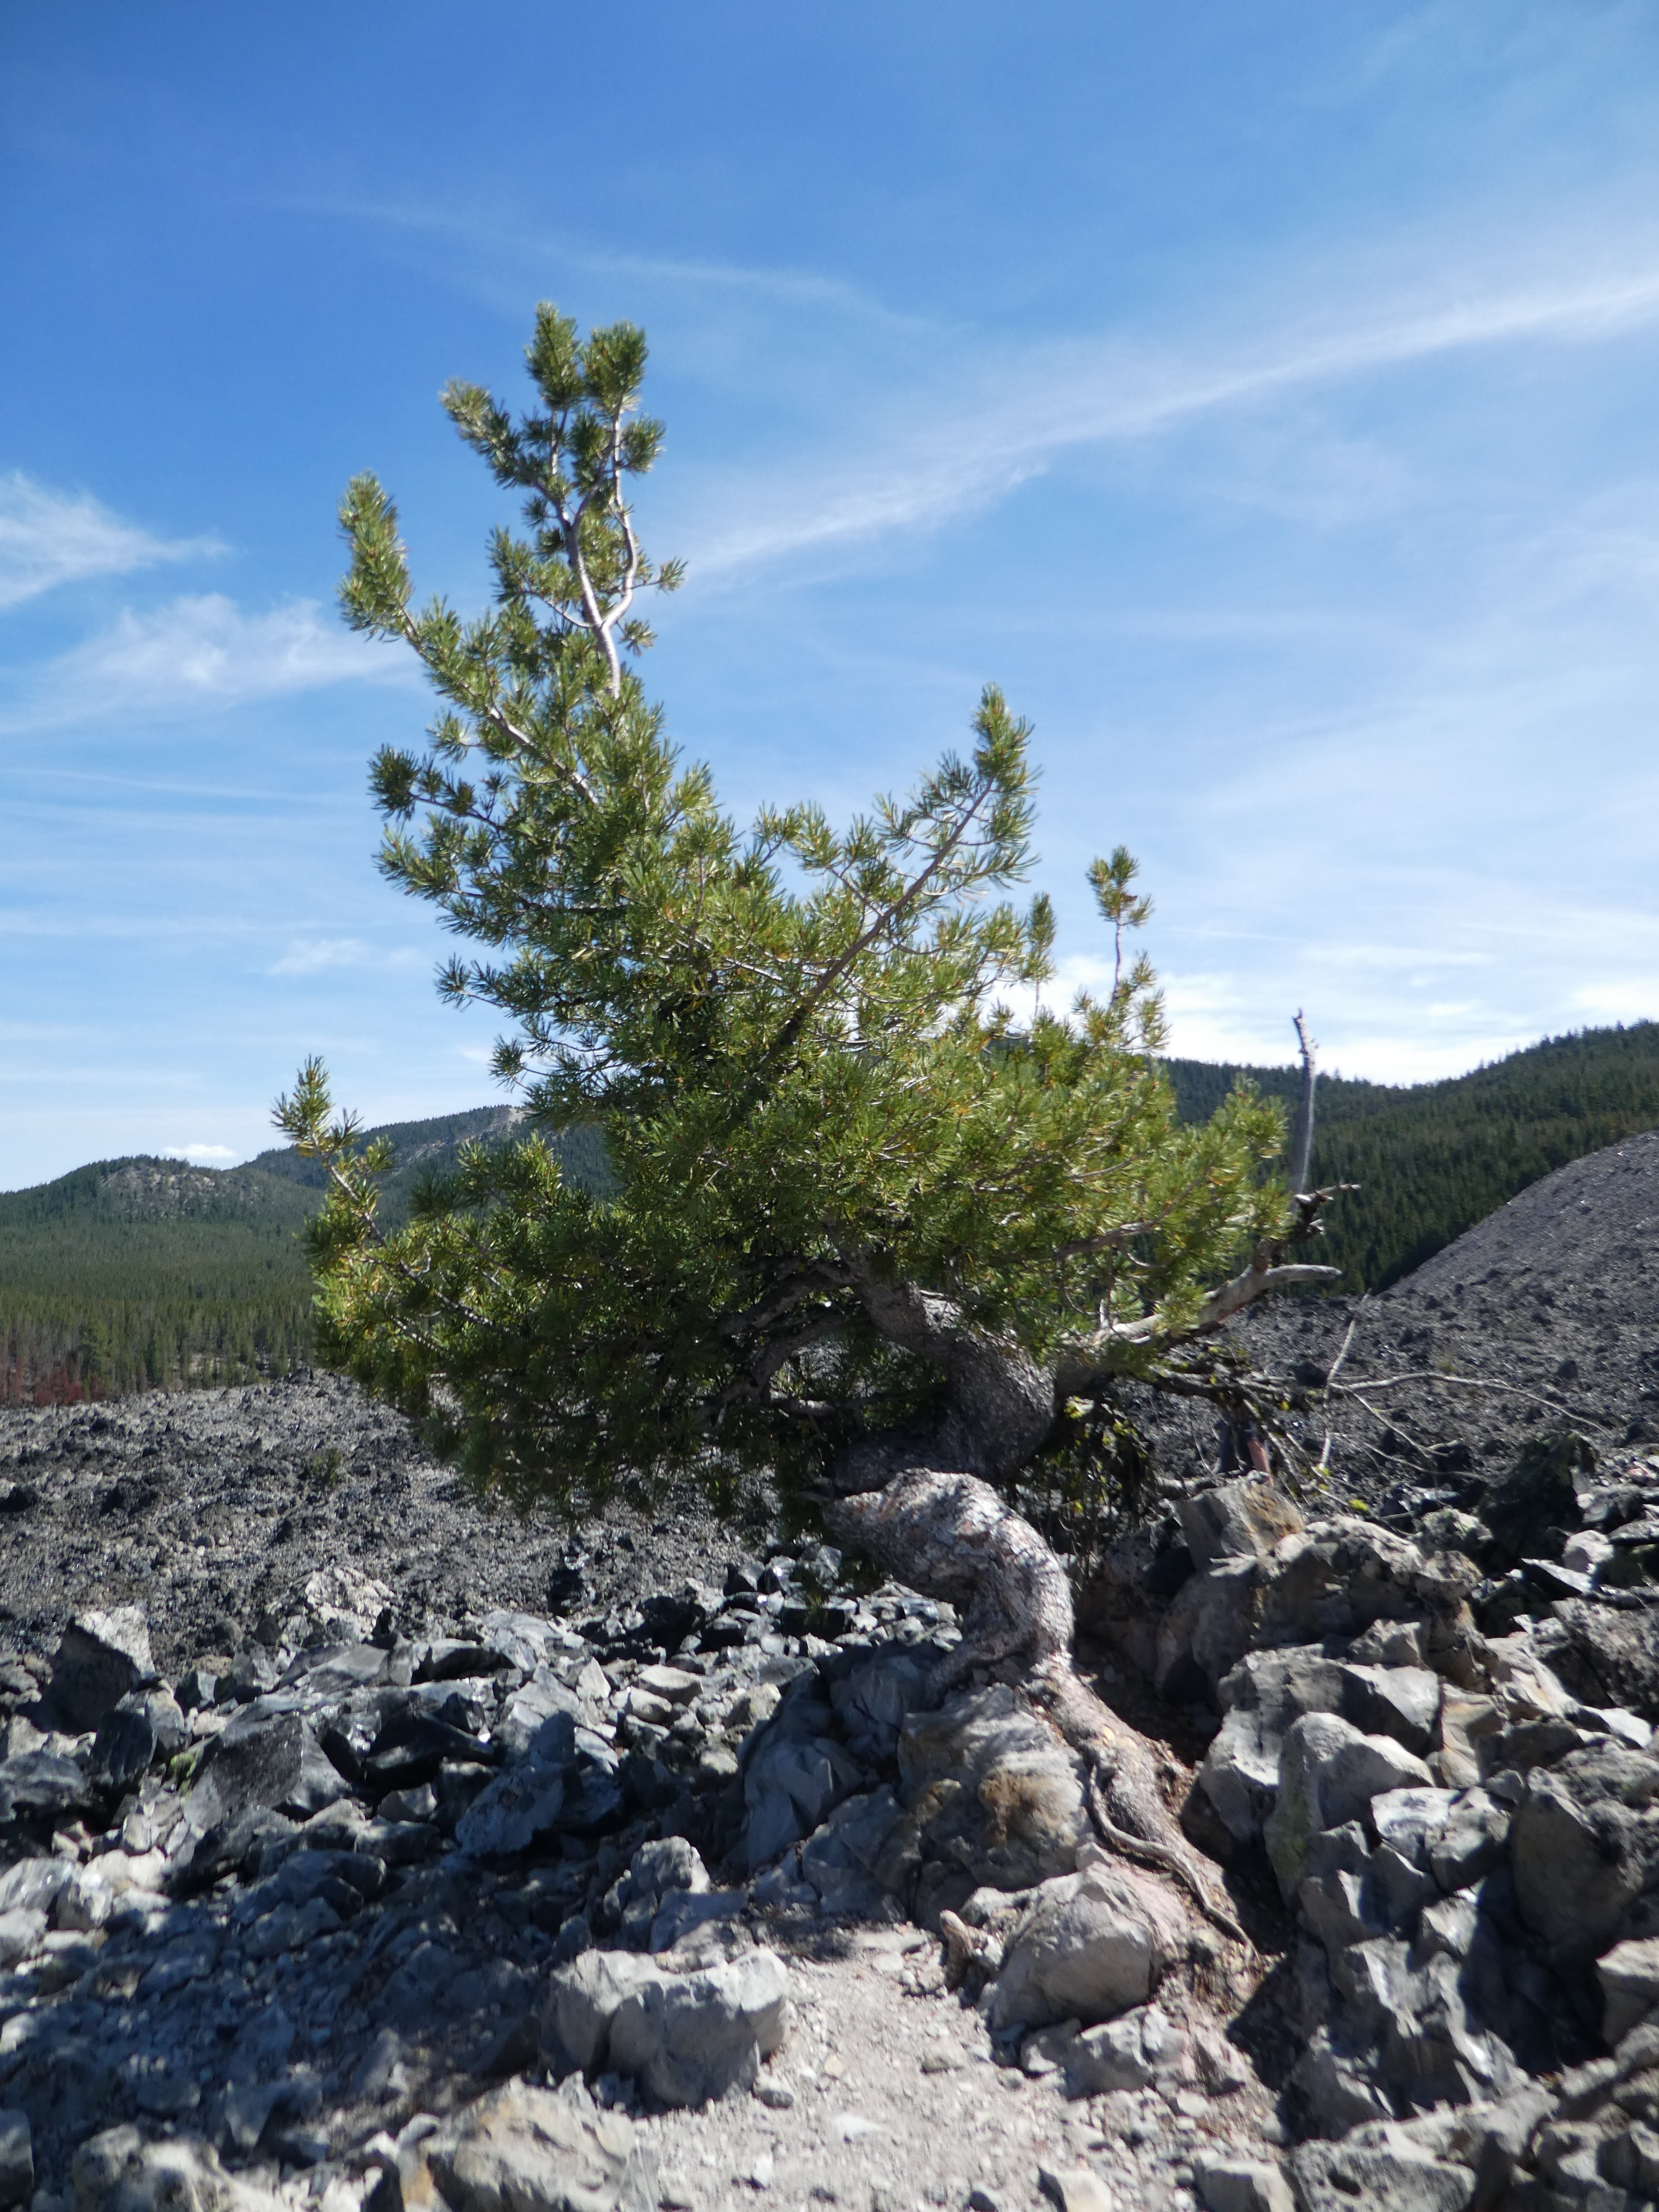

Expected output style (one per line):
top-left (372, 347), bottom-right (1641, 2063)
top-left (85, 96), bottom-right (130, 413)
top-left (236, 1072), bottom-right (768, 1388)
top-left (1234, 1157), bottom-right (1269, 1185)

top-left (1289, 1010), bottom-right (1318, 1197)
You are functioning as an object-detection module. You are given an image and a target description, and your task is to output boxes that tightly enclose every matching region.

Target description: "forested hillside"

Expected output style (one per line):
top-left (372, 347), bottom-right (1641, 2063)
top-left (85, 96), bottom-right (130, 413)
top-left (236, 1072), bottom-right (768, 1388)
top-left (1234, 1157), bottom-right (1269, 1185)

top-left (0, 1158), bottom-right (316, 1401)
top-left (1167, 1019), bottom-right (1659, 1289)
top-left (0, 1115), bottom-right (610, 1403)
top-left (3, 1024), bottom-right (1654, 1401)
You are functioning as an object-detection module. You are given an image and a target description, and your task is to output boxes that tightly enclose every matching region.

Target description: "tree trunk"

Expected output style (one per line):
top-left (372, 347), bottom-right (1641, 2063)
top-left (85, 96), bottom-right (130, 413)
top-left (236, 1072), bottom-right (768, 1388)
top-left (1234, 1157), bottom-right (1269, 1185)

top-left (822, 1332), bottom-right (1249, 1950)
top-left (1289, 1010), bottom-right (1318, 1197)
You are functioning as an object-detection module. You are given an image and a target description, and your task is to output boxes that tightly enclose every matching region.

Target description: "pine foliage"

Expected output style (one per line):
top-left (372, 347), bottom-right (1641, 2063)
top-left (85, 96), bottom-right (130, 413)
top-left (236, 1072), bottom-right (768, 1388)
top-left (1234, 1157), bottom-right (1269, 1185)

top-left (278, 306), bottom-right (1292, 1517)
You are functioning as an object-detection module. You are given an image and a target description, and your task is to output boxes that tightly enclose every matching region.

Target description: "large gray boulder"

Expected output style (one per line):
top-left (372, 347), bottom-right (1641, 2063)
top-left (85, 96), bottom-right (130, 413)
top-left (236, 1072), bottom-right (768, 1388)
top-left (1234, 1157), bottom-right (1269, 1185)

top-left (89, 1688), bottom-right (187, 1793)
top-left (602, 1836), bottom-right (708, 1947)
top-left (1264, 1713), bottom-right (1435, 1899)
top-left (1509, 1742), bottom-right (1659, 1964)
top-left (187, 1706), bottom-right (352, 1829)
top-left (1062, 2002), bottom-right (1186, 2095)
top-left (0, 1751), bottom-right (93, 1831)
top-left (986, 1862), bottom-right (1189, 2034)
top-left (455, 1714), bottom-right (576, 1857)
top-left (543, 1945), bottom-right (791, 2107)
top-left (1546, 1598), bottom-right (1659, 1722)
top-left (421, 2079), bottom-right (658, 2212)
top-left (1198, 1648), bottom-right (1345, 1845)
top-left (496, 1673), bottom-right (588, 1762)
top-left (1289, 2124), bottom-right (1474, 2212)
top-left (43, 1607), bottom-right (155, 1733)
top-left (1190, 2156), bottom-right (1293, 2212)
top-left (71, 2127), bottom-right (285, 2212)
top-left (798, 1784), bottom-right (919, 1919)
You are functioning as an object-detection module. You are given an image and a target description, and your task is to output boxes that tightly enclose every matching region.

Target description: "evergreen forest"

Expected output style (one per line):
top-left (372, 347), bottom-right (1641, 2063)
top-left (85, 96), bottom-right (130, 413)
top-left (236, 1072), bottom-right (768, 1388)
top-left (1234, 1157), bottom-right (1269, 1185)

top-left (1, 1023), bottom-right (1654, 1403)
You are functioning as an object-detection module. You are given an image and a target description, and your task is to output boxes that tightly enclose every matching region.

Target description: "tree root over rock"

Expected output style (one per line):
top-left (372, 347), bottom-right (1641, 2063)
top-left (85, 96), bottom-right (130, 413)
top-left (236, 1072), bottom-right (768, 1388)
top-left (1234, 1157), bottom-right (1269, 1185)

top-left (825, 1465), bottom-right (1251, 1962)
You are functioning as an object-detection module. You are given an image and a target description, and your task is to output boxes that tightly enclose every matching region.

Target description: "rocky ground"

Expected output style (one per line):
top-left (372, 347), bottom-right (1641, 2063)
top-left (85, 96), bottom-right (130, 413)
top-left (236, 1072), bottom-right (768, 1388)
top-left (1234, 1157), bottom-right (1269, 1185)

top-left (0, 1374), bottom-right (768, 1678)
top-left (1239, 1125), bottom-right (1659, 1490)
top-left (0, 1134), bottom-right (1658, 2212)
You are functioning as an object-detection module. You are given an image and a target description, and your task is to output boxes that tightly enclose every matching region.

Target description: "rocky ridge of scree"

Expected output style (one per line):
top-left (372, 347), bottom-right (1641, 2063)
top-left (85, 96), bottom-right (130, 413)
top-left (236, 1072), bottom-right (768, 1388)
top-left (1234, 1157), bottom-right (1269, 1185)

top-left (1227, 1127), bottom-right (1659, 1492)
top-left (1, 1434), bottom-right (1659, 2212)
top-left (0, 1372), bottom-right (763, 1678)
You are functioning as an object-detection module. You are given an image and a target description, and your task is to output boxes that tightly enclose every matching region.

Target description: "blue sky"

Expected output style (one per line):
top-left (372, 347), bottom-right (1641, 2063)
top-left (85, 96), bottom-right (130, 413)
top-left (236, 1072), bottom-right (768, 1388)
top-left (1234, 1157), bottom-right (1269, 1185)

top-left (4, 4), bottom-right (1658, 1188)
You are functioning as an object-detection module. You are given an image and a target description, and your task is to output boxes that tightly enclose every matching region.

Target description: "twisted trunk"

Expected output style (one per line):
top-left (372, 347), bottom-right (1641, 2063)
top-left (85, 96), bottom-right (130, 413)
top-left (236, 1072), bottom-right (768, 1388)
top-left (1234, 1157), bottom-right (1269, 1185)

top-left (822, 1284), bottom-right (1248, 1953)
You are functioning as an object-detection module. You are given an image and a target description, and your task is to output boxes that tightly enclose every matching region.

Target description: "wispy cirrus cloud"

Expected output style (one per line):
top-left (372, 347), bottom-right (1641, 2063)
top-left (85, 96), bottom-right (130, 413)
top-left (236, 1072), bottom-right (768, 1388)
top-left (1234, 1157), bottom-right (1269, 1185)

top-left (684, 254), bottom-right (1659, 578)
top-left (0, 593), bottom-right (408, 730)
top-left (0, 473), bottom-right (220, 610)
top-left (268, 937), bottom-right (372, 977)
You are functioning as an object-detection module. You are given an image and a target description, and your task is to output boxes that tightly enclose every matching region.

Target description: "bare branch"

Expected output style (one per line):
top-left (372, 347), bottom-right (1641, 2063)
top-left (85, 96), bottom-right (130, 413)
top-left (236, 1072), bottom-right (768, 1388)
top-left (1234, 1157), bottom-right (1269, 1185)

top-left (1289, 1010), bottom-right (1317, 1197)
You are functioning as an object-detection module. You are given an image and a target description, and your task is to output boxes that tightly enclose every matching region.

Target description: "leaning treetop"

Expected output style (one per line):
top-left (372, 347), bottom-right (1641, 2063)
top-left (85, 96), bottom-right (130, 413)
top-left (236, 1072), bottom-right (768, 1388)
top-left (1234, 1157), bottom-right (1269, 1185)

top-left (278, 305), bottom-right (1335, 1526)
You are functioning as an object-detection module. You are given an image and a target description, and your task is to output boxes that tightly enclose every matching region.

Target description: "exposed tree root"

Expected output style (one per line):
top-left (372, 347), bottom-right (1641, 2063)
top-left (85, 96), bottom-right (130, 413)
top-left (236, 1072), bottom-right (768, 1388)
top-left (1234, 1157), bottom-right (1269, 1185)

top-left (825, 1462), bottom-right (1251, 1961)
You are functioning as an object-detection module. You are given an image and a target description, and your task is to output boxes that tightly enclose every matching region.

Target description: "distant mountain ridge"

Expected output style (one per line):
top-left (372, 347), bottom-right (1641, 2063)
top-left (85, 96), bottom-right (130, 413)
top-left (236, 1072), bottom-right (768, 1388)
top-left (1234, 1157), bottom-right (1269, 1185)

top-left (1164, 1018), bottom-right (1659, 1289)
top-left (2, 1018), bottom-right (1655, 1403)
top-left (0, 1111), bottom-right (607, 1403)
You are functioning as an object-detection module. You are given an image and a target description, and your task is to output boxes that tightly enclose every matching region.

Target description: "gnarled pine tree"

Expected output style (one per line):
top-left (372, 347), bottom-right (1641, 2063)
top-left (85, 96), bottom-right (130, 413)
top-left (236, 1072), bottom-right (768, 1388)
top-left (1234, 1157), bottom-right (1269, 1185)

top-left (278, 305), bottom-right (1337, 1948)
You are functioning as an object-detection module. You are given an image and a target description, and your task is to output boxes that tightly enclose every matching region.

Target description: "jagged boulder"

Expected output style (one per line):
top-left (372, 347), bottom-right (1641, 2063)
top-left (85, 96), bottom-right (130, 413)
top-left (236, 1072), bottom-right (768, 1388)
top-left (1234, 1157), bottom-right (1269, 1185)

top-left (985, 1861), bottom-right (1190, 2034)
top-left (1199, 1646), bottom-right (1443, 1846)
top-left (186, 1706), bottom-right (353, 1831)
top-left (1288, 2121), bottom-right (1475, 2212)
top-left (1509, 1741), bottom-right (1659, 1964)
top-left (1153, 1518), bottom-right (1477, 1705)
top-left (740, 1683), bottom-right (867, 1870)
top-left (419, 2079), bottom-right (658, 2212)
top-left (43, 1608), bottom-right (154, 1734)
top-left (1546, 1598), bottom-right (1659, 1722)
top-left (1264, 1713), bottom-right (1434, 1899)
top-left (543, 1944), bottom-right (791, 2107)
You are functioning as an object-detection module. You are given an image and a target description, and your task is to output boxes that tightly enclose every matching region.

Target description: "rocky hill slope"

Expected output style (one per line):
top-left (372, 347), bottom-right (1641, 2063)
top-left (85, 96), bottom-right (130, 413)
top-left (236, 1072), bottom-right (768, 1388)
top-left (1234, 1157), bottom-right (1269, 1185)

top-left (1233, 1125), bottom-right (1659, 1494)
top-left (0, 1132), bottom-right (1658, 2212)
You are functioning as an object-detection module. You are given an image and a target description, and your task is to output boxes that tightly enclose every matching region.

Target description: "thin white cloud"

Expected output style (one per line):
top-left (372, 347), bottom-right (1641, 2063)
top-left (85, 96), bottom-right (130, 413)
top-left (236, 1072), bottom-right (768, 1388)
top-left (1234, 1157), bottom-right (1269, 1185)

top-left (163, 1143), bottom-right (236, 1162)
top-left (0, 593), bottom-right (409, 729)
top-left (0, 474), bottom-right (219, 610)
top-left (292, 193), bottom-right (934, 336)
top-left (686, 256), bottom-right (1659, 578)
top-left (268, 937), bottom-right (374, 977)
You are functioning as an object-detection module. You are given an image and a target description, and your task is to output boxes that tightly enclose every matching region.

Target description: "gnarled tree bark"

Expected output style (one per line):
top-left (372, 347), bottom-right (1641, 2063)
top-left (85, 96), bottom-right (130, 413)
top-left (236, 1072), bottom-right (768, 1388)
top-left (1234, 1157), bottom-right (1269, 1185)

top-left (820, 1275), bottom-right (1271, 1959)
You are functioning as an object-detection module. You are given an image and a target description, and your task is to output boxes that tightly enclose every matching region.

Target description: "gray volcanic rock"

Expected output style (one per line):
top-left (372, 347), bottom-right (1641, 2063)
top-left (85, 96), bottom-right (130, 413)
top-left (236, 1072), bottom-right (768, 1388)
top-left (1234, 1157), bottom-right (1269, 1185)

top-left (1509, 1741), bottom-right (1659, 1964)
top-left (421, 2080), bottom-right (658, 2212)
top-left (0, 2112), bottom-right (31, 2212)
top-left (0, 1752), bottom-right (92, 1831)
top-left (187, 1705), bottom-right (354, 1827)
top-left (986, 1862), bottom-right (1189, 2034)
top-left (43, 1608), bottom-right (153, 1732)
top-left (543, 1944), bottom-right (792, 2107)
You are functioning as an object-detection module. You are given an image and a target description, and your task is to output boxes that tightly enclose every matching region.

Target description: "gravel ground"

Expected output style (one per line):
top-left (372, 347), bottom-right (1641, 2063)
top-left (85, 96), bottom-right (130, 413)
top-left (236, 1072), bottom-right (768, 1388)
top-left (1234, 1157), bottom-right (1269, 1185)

top-left (0, 1373), bottom-right (778, 1678)
top-left (633, 1927), bottom-right (1280, 2212)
